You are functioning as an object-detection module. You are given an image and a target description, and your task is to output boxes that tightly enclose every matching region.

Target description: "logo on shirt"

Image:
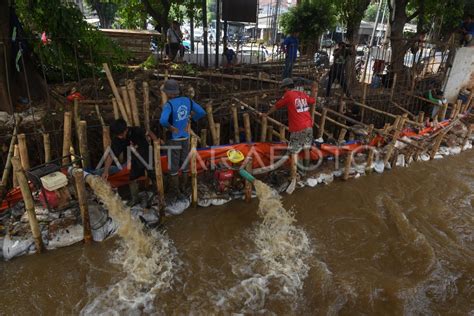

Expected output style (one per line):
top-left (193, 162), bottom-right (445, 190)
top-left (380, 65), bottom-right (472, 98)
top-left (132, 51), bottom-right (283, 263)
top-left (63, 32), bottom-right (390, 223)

top-left (295, 98), bottom-right (309, 113)
top-left (177, 105), bottom-right (188, 121)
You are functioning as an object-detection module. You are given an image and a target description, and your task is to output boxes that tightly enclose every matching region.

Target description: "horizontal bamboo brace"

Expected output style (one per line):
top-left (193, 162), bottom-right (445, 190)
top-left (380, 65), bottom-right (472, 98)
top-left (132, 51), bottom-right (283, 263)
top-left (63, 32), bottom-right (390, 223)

top-left (232, 97), bottom-right (289, 130)
top-left (405, 93), bottom-right (454, 108)
top-left (350, 100), bottom-right (423, 127)
top-left (201, 72), bottom-right (280, 84)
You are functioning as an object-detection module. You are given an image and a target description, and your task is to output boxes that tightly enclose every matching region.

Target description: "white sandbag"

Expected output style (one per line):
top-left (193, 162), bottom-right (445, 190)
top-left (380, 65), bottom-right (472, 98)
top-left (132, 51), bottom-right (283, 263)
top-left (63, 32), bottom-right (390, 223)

top-left (395, 154), bottom-right (406, 167)
top-left (92, 217), bottom-right (118, 242)
top-left (449, 146), bottom-right (461, 155)
top-left (165, 199), bottom-right (190, 215)
top-left (419, 153), bottom-right (430, 161)
top-left (47, 225), bottom-right (84, 249)
top-left (434, 153), bottom-right (444, 159)
top-left (306, 178), bottom-right (318, 187)
top-left (374, 160), bottom-right (385, 173)
top-left (211, 198), bottom-right (232, 206)
top-left (438, 146), bottom-right (450, 156)
top-left (198, 199), bottom-right (212, 207)
top-left (463, 142), bottom-right (472, 150)
top-left (2, 235), bottom-right (35, 261)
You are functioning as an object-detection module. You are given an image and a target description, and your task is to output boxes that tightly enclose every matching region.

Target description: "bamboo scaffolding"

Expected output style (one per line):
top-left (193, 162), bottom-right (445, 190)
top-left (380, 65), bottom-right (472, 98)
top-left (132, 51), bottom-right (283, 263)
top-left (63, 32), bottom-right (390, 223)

top-left (78, 121), bottom-right (90, 169)
top-left (43, 133), bottom-right (51, 163)
top-left (0, 126), bottom-right (17, 197)
top-left (73, 169), bottom-right (92, 244)
top-left (153, 140), bottom-right (165, 220)
top-left (143, 82), bottom-right (150, 131)
top-left (62, 111), bottom-right (72, 165)
top-left (231, 105), bottom-right (240, 143)
top-left (11, 157), bottom-right (45, 253)
top-left (206, 104), bottom-right (218, 145)
top-left (127, 80), bottom-right (140, 127)
top-left (17, 133), bottom-right (30, 171)
top-left (120, 86), bottom-right (133, 124)
top-left (243, 113), bottom-right (252, 143)
top-left (103, 63), bottom-right (130, 125)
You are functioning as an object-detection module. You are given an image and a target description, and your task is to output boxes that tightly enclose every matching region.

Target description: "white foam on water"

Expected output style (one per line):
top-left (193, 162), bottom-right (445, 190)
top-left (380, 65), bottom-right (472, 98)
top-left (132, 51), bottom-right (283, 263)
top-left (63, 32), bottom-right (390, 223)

top-left (81, 176), bottom-right (179, 314)
top-left (216, 180), bottom-right (313, 313)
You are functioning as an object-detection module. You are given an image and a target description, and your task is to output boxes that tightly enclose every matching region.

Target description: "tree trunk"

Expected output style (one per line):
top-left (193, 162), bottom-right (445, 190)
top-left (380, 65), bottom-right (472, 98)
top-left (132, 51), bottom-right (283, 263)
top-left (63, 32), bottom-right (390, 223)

top-left (389, 0), bottom-right (409, 76)
top-left (0, 1), bottom-right (12, 113)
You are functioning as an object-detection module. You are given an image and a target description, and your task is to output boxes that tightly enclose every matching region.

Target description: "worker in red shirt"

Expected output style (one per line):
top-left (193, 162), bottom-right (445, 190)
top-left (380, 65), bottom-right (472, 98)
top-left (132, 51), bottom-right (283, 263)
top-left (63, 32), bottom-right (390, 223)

top-left (262, 78), bottom-right (318, 173)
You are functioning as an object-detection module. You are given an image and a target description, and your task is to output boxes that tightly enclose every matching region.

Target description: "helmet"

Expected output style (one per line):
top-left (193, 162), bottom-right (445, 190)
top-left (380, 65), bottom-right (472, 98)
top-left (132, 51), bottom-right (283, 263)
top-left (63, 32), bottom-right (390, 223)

top-left (227, 149), bottom-right (245, 164)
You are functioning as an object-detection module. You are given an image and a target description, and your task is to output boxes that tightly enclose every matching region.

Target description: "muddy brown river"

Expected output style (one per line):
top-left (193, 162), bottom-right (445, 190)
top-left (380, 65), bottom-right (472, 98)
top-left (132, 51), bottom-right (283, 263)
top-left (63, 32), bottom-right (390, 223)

top-left (1, 151), bottom-right (473, 315)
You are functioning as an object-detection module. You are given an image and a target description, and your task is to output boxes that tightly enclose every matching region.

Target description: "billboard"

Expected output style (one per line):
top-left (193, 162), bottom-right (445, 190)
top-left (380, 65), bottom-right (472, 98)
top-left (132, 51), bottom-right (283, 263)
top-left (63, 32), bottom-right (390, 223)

top-left (222, 0), bottom-right (258, 23)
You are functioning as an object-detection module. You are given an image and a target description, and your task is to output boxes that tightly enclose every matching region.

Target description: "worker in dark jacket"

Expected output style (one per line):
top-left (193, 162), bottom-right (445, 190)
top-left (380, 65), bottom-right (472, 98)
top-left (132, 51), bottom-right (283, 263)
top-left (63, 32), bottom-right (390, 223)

top-left (102, 118), bottom-right (150, 206)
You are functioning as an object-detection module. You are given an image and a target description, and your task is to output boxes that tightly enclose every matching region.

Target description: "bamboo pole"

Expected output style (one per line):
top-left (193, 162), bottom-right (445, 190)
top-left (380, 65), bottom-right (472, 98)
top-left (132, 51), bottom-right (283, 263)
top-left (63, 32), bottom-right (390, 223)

top-left (361, 83), bottom-right (368, 123)
top-left (12, 145), bottom-right (19, 187)
top-left (231, 105), bottom-right (240, 143)
top-left (200, 129), bottom-right (208, 147)
top-left (43, 133), bottom-right (51, 163)
top-left (462, 124), bottom-right (473, 150)
top-left (215, 123), bottom-right (221, 145)
top-left (120, 86), bottom-right (133, 124)
top-left (343, 151), bottom-right (353, 180)
top-left (62, 111), bottom-right (72, 165)
top-left (243, 113), bottom-right (252, 143)
top-left (95, 104), bottom-right (105, 127)
top-left (352, 100), bottom-right (422, 127)
top-left (112, 98), bottom-right (120, 120)
top-left (0, 126), bottom-right (17, 196)
top-left (430, 131), bottom-right (446, 159)
top-left (383, 116), bottom-right (405, 166)
top-left (206, 104), bottom-right (218, 145)
top-left (244, 158), bottom-right (253, 203)
top-left (260, 116), bottom-right (268, 142)
top-left (73, 98), bottom-right (81, 144)
top-left (143, 82), bottom-right (150, 131)
top-left (267, 125), bottom-right (274, 142)
top-left (232, 98), bottom-right (288, 130)
top-left (103, 63), bottom-right (130, 125)
top-left (102, 126), bottom-right (111, 152)
top-left (439, 103), bottom-right (448, 121)
top-left (190, 136), bottom-right (198, 207)
top-left (11, 157), bottom-right (45, 253)
top-left (366, 147), bottom-right (375, 173)
top-left (78, 121), bottom-right (90, 169)
top-left (417, 111), bottom-right (425, 123)
top-left (317, 108), bottom-right (328, 139)
top-left (279, 125), bottom-right (286, 141)
top-left (338, 128), bottom-right (347, 144)
top-left (73, 169), bottom-right (92, 244)
top-left (17, 133), bottom-right (30, 170)
top-left (127, 80), bottom-right (140, 127)
top-left (153, 140), bottom-right (165, 218)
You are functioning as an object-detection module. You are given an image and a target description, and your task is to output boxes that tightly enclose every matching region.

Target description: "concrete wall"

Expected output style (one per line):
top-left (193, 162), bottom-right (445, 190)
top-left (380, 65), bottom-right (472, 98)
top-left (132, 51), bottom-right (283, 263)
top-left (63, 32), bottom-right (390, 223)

top-left (444, 47), bottom-right (474, 103)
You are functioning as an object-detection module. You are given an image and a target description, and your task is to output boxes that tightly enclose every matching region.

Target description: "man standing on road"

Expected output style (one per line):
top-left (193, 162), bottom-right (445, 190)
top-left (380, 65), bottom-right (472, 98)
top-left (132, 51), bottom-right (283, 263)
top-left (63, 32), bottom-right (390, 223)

top-left (152, 80), bottom-right (206, 201)
top-left (262, 78), bottom-right (318, 173)
top-left (281, 32), bottom-right (299, 78)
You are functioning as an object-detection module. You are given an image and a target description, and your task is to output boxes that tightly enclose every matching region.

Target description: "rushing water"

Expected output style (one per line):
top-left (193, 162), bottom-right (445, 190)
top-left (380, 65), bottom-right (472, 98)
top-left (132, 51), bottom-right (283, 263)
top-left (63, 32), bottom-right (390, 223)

top-left (1, 151), bottom-right (473, 314)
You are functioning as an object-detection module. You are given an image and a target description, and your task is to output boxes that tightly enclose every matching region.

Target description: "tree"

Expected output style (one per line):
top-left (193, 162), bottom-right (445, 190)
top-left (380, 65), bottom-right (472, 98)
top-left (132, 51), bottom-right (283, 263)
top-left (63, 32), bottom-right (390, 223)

top-left (86, 0), bottom-right (119, 29)
top-left (280, 0), bottom-right (337, 55)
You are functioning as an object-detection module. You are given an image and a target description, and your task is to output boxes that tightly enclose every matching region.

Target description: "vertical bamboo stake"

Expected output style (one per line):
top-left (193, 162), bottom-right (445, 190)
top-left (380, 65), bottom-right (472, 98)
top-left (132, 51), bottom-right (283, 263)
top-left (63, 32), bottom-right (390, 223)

top-left (206, 104), bottom-right (218, 145)
top-left (11, 157), bottom-right (44, 253)
top-left (12, 145), bottom-right (19, 187)
top-left (73, 98), bottom-right (81, 143)
top-left (366, 147), bottom-right (375, 173)
top-left (102, 126), bottom-right (111, 152)
top-left (384, 116), bottom-right (405, 166)
top-left (153, 140), bottom-right (165, 216)
top-left (143, 82), bottom-right (150, 131)
top-left (17, 133), bottom-right (30, 170)
top-left (43, 133), bottom-right (51, 163)
top-left (62, 111), bottom-right (72, 165)
top-left (103, 63), bottom-right (130, 125)
top-left (127, 80), bottom-right (140, 127)
top-left (267, 125), bottom-right (274, 142)
top-left (361, 83), bottom-right (368, 122)
top-left (343, 151), bottom-right (353, 180)
top-left (112, 98), bottom-right (120, 120)
top-left (439, 103), bottom-right (448, 121)
top-left (366, 124), bottom-right (374, 143)
top-left (78, 121), bottom-right (90, 169)
top-left (430, 131), bottom-right (446, 159)
top-left (0, 127), bottom-right (17, 195)
top-left (260, 116), bottom-right (268, 142)
top-left (215, 123), bottom-right (221, 145)
top-left (462, 124), bottom-right (472, 150)
top-left (244, 158), bottom-right (253, 203)
top-left (243, 113), bottom-right (252, 143)
top-left (200, 129), bottom-right (208, 147)
top-left (231, 106), bottom-right (240, 143)
top-left (317, 108), bottom-right (328, 139)
top-left (417, 111), bottom-right (425, 124)
top-left (338, 128), bottom-right (347, 144)
top-left (279, 125), bottom-right (286, 141)
top-left (390, 73), bottom-right (397, 101)
top-left (190, 136), bottom-right (198, 207)
top-left (120, 86), bottom-right (132, 124)
top-left (73, 169), bottom-right (92, 244)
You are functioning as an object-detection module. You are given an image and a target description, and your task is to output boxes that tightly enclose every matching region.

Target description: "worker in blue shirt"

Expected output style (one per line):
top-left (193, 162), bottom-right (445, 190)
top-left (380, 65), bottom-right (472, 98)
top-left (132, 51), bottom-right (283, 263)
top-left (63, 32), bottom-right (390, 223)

top-left (282, 32), bottom-right (299, 78)
top-left (153, 80), bottom-right (206, 200)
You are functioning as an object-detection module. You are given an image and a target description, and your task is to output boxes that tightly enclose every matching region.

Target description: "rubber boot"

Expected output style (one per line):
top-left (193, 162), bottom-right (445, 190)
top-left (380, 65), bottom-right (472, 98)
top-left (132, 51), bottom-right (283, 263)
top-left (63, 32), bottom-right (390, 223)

top-left (167, 175), bottom-right (180, 203)
top-left (179, 173), bottom-right (190, 199)
top-left (298, 159), bottom-right (311, 177)
top-left (127, 180), bottom-right (140, 206)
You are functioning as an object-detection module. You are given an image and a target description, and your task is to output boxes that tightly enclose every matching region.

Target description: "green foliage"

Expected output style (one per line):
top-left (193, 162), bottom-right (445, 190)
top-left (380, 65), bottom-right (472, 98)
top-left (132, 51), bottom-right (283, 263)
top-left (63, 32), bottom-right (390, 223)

top-left (16, 0), bottom-right (127, 83)
top-left (364, 2), bottom-right (379, 22)
top-left (115, 0), bottom-right (148, 29)
top-left (280, 0), bottom-right (337, 40)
